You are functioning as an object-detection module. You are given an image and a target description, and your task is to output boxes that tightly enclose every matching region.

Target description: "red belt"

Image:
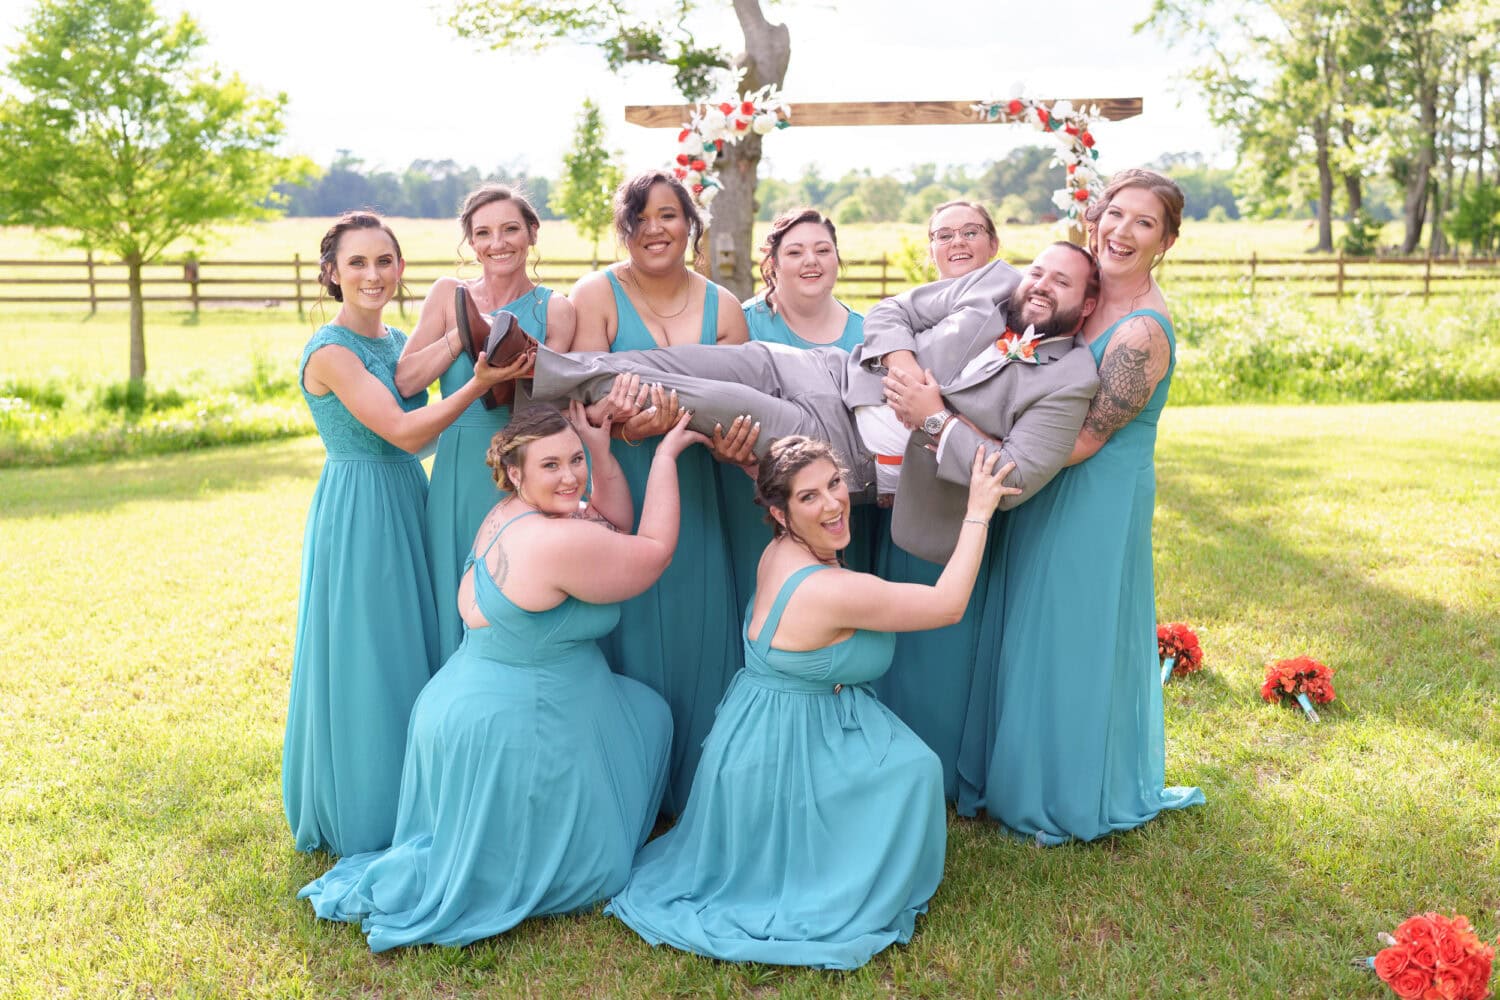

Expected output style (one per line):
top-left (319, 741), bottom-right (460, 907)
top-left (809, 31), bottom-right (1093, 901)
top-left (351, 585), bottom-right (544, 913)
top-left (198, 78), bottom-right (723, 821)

top-left (875, 453), bottom-right (903, 466)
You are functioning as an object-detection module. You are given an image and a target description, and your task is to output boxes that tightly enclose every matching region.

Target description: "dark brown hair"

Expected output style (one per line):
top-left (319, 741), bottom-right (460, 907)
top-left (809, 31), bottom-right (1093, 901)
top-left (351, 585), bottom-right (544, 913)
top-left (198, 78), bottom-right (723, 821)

top-left (1084, 168), bottom-right (1184, 265)
top-left (484, 406), bottom-right (571, 492)
top-left (758, 207), bottom-right (839, 311)
top-left (1046, 240), bottom-right (1103, 303)
top-left (614, 170), bottom-right (705, 263)
top-left (317, 211), bottom-right (405, 303)
top-left (754, 435), bottom-right (848, 564)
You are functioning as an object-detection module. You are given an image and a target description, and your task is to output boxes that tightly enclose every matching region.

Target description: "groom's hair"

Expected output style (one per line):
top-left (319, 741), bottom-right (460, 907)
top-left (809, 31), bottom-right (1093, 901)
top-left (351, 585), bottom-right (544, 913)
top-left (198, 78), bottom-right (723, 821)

top-left (1046, 241), bottom-right (1102, 304)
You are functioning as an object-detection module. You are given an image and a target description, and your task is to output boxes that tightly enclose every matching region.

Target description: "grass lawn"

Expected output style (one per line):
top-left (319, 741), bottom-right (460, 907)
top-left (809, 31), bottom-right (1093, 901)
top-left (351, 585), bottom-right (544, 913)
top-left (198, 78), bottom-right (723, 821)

top-left (1, 402), bottom-right (1496, 998)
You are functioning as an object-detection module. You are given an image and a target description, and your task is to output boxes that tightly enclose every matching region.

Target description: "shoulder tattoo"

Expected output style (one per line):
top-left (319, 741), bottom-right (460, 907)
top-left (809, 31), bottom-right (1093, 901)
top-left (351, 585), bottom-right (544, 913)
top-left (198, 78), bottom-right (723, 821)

top-left (1084, 342), bottom-right (1154, 440)
top-left (490, 541), bottom-right (509, 588)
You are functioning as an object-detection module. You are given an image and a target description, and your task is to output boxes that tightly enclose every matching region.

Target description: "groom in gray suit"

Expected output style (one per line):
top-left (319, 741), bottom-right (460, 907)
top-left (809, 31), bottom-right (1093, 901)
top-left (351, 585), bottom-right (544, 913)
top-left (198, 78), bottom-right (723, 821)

top-left (530, 242), bottom-right (1101, 563)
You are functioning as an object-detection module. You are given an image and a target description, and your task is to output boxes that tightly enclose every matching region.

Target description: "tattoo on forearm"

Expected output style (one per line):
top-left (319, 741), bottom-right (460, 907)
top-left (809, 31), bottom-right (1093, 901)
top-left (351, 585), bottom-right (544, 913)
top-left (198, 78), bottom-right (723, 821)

top-left (1085, 344), bottom-right (1153, 440)
top-left (570, 510), bottom-right (620, 531)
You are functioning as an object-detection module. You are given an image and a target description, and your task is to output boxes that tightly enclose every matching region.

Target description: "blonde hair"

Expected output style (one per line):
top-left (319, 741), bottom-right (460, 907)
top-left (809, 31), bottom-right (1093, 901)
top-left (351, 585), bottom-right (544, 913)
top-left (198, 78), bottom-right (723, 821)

top-left (484, 406), bottom-right (570, 492)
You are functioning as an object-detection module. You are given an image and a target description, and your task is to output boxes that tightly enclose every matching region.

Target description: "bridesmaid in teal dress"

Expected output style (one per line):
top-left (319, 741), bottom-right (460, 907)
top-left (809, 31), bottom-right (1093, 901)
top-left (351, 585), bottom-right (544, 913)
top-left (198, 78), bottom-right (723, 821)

top-left (300, 404), bottom-right (698, 950)
top-left (568, 170), bottom-right (748, 815)
top-left (285, 213), bottom-right (517, 857)
top-left (714, 208), bottom-right (876, 613)
top-left (958, 170), bottom-right (1205, 842)
top-left (607, 436), bottom-right (1017, 969)
top-left (870, 201), bottom-right (1006, 799)
top-left (394, 185), bottom-right (576, 662)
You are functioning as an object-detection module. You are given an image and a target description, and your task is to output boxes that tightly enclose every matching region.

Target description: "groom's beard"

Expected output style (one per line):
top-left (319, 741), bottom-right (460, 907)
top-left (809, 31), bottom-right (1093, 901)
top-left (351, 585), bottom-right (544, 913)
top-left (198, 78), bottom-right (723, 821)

top-left (1008, 286), bottom-right (1084, 338)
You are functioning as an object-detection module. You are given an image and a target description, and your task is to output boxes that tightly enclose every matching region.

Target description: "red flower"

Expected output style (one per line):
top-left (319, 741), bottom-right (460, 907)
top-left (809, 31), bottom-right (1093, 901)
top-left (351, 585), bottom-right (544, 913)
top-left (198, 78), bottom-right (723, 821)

top-left (677, 128), bottom-right (691, 142)
top-left (1067, 163), bottom-right (1077, 174)
top-left (718, 102), bottom-right (734, 114)
top-left (690, 158), bottom-right (705, 170)
top-left (1376, 945), bottom-right (1412, 980)
top-left (1157, 623), bottom-right (1204, 677)
top-left (1074, 188), bottom-right (1090, 201)
top-left (1261, 657), bottom-right (1335, 705)
top-left (672, 167), bottom-right (687, 180)
top-left (1007, 98), bottom-right (1023, 115)
top-left (735, 119), bottom-right (749, 130)
top-left (1037, 107), bottom-right (1050, 126)
top-left (1388, 966), bottom-right (1432, 999)
top-left (691, 183), bottom-right (704, 194)
top-left (740, 100), bottom-right (755, 115)
top-left (1377, 913), bottom-right (1497, 1000)
top-left (676, 153), bottom-right (690, 165)
top-left (1081, 131), bottom-right (1096, 147)
top-left (1065, 123), bottom-right (1079, 135)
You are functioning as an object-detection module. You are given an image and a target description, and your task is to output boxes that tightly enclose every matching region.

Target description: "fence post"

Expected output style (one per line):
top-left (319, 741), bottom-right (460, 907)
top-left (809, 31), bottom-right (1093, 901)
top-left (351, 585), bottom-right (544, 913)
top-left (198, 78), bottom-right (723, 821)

top-left (293, 253), bottom-right (305, 318)
top-left (1336, 250), bottom-right (1344, 301)
top-left (880, 253), bottom-right (889, 299)
top-left (86, 249), bottom-right (98, 315)
top-left (185, 256), bottom-right (200, 313)
top-left (1249, 251), bottom-right (1257, 299)
top-left (1424, 250), bottom-right (1433, 301)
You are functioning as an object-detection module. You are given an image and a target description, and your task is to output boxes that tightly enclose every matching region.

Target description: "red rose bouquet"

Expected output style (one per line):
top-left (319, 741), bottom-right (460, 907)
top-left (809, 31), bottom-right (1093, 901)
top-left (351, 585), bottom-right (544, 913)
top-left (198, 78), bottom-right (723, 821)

top-left (1363, 912), bottom-right (1496, 1000)
top-left (1157, 622), bottom-right (1203, 685)
top-left (1260, 655), bottom-right (1335, 722)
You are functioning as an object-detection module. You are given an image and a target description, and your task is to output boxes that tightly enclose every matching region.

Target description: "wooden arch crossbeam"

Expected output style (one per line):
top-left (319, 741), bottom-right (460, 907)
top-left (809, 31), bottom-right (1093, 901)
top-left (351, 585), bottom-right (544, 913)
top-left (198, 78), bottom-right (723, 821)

top-left (624, 98), bottom-right (1142, 128)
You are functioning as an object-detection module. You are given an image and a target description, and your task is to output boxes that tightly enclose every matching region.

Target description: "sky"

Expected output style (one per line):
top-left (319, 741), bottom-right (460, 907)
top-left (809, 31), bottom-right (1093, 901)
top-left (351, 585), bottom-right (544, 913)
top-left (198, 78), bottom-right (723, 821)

top-left (0, 0), bottom-right (1232, 182)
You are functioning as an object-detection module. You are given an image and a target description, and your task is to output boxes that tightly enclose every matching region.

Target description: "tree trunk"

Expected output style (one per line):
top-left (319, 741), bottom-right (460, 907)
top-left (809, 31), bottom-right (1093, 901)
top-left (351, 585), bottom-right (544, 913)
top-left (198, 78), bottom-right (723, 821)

top-left (709, 0), bottom-right (790, 300)
top-left (127, 254), bottom-right (146, 382)
top-left (1314, 117), bottom-right (1335, 252)
top-left (1401, 82), bottom-right (1439, 253)
top-left (1343, 173), bottom-right (1363, 217)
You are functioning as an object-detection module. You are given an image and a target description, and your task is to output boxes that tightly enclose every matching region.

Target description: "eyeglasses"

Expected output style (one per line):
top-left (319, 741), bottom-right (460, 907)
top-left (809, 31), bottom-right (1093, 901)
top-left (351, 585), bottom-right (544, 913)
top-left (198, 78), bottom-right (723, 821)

top-left (929, 227), bottom-right (988, 245)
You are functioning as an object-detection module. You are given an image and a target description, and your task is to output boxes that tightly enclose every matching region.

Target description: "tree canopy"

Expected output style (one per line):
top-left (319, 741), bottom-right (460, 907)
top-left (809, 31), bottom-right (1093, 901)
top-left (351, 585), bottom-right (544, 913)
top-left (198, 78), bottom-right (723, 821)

top-left (0, 0), bottom-right (310, 380)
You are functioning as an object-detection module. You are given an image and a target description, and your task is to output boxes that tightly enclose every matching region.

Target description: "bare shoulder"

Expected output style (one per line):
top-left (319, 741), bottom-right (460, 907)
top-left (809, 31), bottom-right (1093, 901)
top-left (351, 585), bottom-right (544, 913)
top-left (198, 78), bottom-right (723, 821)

top-left (710, 280), bottom-right (749, 343)
top-left (569, 268), bottom-right (617, 302)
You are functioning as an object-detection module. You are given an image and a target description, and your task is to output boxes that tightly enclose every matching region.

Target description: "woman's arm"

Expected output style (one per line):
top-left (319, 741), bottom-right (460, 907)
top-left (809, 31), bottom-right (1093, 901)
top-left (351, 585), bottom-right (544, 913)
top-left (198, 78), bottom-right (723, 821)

top-left (1065, 315), bottom-right (1171, 466)
top-left (543, 292), bottom-right (578, 353)
top-left (304, 344), bottom-right (517, 454)
top-left (799, 450), bottom-right (1016, 633)
top-left (545, 413), bottom-right (707, 604)
top-left (393, 277), bottom-right (464, 397)
top-left (569, 271), bottom-right (616, 352)
top-left (567, 400), bottom-right (633, 530)
top-left (713, 283), bottom-right (749, 344)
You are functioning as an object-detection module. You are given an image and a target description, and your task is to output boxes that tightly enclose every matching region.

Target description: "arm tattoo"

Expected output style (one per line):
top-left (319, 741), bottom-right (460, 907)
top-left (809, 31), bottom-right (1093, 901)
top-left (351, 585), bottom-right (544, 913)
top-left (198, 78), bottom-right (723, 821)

top-left (570, 509), bottom-right (620, 531)
top-left (1084, 343), bottom-right (1153, 440)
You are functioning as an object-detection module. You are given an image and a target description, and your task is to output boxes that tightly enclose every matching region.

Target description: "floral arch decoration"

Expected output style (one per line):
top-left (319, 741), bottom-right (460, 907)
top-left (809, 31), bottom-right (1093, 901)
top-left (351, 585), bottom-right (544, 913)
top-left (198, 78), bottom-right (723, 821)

top-left (973, 88), bottom-right (1104, 223)
top-left (669, 79), bottom-right (790, 220)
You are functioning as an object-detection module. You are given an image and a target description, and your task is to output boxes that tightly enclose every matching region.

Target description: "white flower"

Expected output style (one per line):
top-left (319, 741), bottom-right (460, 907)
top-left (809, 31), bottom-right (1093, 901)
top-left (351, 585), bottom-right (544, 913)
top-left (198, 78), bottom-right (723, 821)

top-left (1009, 81), bottom-right (1026, 98)
top-left (1052, 99), bottom-right (1073, 119)
top-left (700, 185), bottom-right (719, 205)
top-left (753, 113), bottom-right (777, 135)
top-left (685, 169), bottom-right (702, 186)
top-left (1052, 189), bottom-right (1074, 213)
top-left (703, 109), bottom-right (727, 133)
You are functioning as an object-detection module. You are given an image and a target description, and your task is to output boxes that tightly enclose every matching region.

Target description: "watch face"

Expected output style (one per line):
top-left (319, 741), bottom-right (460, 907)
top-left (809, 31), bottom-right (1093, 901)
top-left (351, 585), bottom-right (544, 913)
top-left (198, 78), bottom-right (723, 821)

top-left (923, 412), bottom-right (947, 435)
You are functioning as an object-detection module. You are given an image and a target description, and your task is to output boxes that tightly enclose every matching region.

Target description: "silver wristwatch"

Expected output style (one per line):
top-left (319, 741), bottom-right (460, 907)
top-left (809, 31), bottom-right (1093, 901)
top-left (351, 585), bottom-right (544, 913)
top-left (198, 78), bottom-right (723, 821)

top-left (921, 409), bottom-right (952, 437)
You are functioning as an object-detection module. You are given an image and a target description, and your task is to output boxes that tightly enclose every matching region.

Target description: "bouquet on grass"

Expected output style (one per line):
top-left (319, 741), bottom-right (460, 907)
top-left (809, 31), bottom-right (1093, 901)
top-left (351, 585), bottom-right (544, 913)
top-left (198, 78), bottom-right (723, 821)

top-left (1359, 912), bottom-right (1495, 1000)
top-left (1157, 622), bottom-right (1203, 684)
top-left (1260, 656), bottom-right (1335, 722)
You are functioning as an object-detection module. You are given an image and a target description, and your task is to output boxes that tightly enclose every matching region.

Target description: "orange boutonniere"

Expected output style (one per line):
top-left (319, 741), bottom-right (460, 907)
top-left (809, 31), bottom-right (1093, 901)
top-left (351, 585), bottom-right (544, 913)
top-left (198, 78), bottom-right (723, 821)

top-left (996, 327), bottom-right (1043, 363)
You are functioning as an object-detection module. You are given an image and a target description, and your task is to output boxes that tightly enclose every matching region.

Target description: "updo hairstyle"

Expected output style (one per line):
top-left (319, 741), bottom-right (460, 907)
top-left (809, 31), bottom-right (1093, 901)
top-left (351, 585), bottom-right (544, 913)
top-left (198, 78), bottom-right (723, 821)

top-left (759, 207), bottom-right (839, 311)
top-left (614, 170), bottom-right (705, 263)
top-left (754, 435), bottom-right (848, 563)
top-left (484, 406), bottom-right (572, 493)
top-left (317, 211), bottom-right (405, 303)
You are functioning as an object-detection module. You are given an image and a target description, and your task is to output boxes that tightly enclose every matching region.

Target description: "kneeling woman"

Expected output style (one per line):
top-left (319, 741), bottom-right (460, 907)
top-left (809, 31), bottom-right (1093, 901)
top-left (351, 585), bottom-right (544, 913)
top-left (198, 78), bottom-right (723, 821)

top-left (606, 436), bottom-right (1015, 970)
top-left (299, 403), bottom-right (703, 951)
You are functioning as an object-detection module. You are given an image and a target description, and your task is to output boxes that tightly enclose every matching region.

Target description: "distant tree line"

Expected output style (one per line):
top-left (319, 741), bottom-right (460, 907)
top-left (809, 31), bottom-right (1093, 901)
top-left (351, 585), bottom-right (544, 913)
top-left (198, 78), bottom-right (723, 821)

top-left (275, 152), bottom-right (558, 221)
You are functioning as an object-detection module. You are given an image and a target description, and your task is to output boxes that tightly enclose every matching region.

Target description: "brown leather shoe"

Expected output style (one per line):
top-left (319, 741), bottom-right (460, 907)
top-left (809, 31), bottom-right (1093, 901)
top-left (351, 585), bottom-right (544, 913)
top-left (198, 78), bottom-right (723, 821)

top-left (454, 288), bottom-right (536, 410)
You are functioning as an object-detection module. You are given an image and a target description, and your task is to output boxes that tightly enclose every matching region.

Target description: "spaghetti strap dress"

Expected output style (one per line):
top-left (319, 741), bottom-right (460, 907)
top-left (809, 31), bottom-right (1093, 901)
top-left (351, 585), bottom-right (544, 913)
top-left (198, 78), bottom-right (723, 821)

top-left (426, 286), bottom-right (553, 662)
top-left (600, 270), bottom-right (742, 815)
top-left (719, 297), bottom-right (878, 612)
top-left (606, 565), bottom-right (945, 970)
top-left (283, 323), bottom-right (439, 857)
top-left (957, 309), bottom-right (1205, 842)
top-left (298, 510), bottom-right (672, 951)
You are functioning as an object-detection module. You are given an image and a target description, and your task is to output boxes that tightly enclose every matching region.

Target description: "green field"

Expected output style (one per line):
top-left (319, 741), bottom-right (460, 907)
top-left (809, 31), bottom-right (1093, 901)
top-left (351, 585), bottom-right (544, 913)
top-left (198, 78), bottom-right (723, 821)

top-left (1, 403), bottom-right (1496, 998)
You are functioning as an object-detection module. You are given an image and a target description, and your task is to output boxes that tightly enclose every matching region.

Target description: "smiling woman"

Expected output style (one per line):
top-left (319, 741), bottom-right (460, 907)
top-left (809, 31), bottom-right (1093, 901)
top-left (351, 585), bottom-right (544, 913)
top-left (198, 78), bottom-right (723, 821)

top-left (281, 212), bottom-right (515, 858)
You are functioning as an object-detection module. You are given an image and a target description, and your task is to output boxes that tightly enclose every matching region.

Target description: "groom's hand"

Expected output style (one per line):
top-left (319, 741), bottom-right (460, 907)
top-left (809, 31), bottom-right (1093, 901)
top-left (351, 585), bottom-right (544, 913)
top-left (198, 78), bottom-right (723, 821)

top-left (884, 367), bottom-right (945, 430)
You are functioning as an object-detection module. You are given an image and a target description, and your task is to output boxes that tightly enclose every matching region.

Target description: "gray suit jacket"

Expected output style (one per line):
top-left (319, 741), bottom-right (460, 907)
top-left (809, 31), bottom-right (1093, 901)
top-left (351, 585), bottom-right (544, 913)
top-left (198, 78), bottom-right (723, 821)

top-left (848, 259), bottom-right (1099, 562)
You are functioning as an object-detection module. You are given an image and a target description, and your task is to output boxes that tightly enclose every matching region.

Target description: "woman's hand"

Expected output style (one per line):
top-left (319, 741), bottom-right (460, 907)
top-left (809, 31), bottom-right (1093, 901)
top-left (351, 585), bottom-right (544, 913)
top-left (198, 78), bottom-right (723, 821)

top-left (965, 447), bottom-right (1020, 520)
top-left (473, 347), bottom-right (536, 387)
top-left (569, 399), bottom-right (612, 455)
top-left (707, 414), bottom-right (760, 469)
top-left (586, 372), bottom-right (648, 427)
top-left (883, 367), bottom-right (946, 431)
top-left (619, 384), bottom-right (681, 443)
top-left (657, 409), bottom-right (709, 459)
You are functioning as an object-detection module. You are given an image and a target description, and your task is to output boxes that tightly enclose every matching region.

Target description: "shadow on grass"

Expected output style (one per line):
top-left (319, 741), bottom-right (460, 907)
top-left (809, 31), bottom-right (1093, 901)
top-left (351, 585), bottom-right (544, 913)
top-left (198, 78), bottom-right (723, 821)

top-left (0, 438), bottom-right (324, 520)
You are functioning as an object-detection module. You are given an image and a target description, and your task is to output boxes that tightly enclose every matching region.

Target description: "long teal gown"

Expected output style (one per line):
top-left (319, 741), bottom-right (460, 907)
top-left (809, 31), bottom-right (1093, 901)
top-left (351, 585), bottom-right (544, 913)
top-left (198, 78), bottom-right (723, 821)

top-left (283, 323), bottom-right (438, 857)
top-left (427, 286), bottom-right (553, 662)
top-left (956, 309), bottom-right (1205, 843)
top-left (298, 511), bottom-right (673, 951)
top-left (719, 296), bottom-right (878, 612)
top-left (607, 564), bottom-right (945, 969)
top-left (601, 271), bottom-right (743, 815)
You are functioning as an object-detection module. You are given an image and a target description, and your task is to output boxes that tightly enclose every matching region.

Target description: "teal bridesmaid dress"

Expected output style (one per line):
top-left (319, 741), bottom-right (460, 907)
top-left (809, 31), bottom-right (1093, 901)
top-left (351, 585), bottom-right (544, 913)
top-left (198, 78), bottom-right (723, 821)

top-left (426, 286), bottom-right (553, 662)
top-left (298, 511), bottom-right (672, 951)
top-left (720, 296), bottom-right (878, 612)
top-left (599, 271), bottom-right (742, 815)
top-left (606, 565), bottom-right (945, 970)
top-left (283, 324), bottom-right (439, 857)
top-left (957, 309), bottom-right (1205, 843)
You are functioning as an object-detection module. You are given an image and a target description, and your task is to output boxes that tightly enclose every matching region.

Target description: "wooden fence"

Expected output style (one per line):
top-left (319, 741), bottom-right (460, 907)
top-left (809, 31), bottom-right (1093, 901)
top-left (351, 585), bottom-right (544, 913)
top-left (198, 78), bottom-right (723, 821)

top-left (1, 251), bottom-right (1498, 313)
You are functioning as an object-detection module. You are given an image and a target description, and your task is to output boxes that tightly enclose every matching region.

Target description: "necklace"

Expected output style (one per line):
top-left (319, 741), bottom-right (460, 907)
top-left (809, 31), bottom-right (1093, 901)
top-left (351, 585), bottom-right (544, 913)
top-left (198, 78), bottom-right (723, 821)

top-left (624, 264), bottom-right (691, 320)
